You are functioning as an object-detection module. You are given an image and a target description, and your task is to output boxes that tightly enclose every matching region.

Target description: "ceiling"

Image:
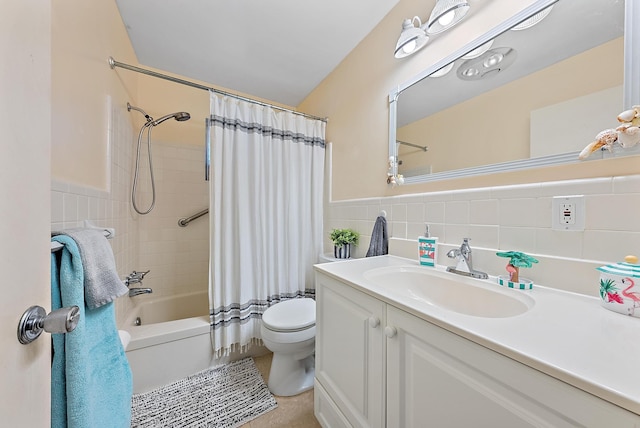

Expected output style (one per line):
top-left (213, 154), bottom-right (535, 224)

top-left (115, 0), bottom-right (400, 107)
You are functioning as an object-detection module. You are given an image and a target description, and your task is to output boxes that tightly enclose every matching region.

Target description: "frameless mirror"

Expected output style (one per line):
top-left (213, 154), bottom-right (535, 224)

top-left (389, 0), bottom-right (639, 184)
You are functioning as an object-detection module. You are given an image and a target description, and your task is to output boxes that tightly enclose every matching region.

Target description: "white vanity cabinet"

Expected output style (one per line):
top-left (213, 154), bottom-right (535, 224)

top-left (314, 270), bottom-right (640, 428)
top-left (315, 272), bottom-right (386, 428)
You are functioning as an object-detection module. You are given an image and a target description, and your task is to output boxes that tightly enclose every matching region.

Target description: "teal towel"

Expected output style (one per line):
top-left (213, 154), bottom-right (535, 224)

top-left (51, 235), bottom-right (133, 428)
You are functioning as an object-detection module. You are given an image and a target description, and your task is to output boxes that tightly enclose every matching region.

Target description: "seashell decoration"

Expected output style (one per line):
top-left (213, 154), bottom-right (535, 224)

top-left (579, 105), bottom-right (640, 160)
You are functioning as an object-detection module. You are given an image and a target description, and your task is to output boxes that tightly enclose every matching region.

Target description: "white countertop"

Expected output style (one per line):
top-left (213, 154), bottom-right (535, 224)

top-left (314, 255), bottom-right (640, 416)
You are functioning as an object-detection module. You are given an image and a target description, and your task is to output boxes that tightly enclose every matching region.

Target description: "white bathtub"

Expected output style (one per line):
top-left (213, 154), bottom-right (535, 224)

top-left (124, 290), bottom-right (270, 393)
top-left (125, 290), bottom-right (210, 326)
top-left (124, 291), bottom-right (214, 393)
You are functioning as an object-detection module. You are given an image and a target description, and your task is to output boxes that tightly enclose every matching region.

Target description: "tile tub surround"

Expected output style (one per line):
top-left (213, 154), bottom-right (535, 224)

top-left (51, 102), bottom-right (139, 322)
top-left (325, 174), bottom-right (640, 297)
top-left (135, 141), bottom-right (209, 299)
top-left (51, 102), bottom-right (208, 326)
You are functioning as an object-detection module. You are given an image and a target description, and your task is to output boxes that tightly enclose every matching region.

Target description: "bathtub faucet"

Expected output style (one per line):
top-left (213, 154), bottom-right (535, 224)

top-left (125, 270), bottom-right (150, 287)
top-left (128, 287), bottom-right (153, 297)
top-left (124, 270), bottom-right (152, 297)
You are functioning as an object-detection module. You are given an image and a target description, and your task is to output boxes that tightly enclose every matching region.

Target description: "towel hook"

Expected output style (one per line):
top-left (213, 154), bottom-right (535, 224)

top-left (17, 305), bottom-right (80, 345)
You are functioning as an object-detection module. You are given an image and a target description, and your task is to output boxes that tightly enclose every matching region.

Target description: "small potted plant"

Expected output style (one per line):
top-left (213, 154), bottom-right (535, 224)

top-left (496, 251), bottom-right (539, 289)
top-left (330, 228), bottom-right (359, 259)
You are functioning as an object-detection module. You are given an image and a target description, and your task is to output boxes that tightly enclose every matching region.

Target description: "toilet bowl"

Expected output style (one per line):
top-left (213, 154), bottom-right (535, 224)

top-left (261, 298), bottom-right (316, 396)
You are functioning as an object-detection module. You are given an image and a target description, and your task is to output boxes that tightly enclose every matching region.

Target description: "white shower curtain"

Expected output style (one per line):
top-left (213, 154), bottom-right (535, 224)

top-left (208, 92), bottom-right (325, 357)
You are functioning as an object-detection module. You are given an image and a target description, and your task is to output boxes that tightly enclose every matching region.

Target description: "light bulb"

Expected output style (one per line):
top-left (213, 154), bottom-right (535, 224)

top-left (483, 53), bottom-right (504, 68)
top-left (461, 68), bottom-right (479, 77)
top-left (402, 40), bottom-right (417, 54)
top-left (438, 10), bottom-right (455, 27)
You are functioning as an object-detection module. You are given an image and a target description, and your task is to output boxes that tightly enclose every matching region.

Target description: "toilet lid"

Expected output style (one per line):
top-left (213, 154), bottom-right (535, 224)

top-left (262, 298), bottom-right (316, 332)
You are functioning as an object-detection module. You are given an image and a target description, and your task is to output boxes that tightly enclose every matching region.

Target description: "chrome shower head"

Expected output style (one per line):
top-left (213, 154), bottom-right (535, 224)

top-left (127, 102), bottom-right (191, 126)
top-left (150, 111), bottom-right (191, 126)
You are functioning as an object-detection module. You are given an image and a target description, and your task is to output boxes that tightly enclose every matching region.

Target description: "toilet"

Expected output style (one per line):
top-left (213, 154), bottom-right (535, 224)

top-left (261, 298), bottom-right (316, 396)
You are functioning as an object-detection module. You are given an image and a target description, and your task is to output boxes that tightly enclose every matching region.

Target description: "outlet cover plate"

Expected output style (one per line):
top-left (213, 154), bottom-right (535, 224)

top-left (552, 195), bottom-right (585, 231)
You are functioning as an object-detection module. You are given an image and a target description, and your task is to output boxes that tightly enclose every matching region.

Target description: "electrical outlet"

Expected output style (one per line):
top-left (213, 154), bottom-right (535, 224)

top-left (552, 195), bottom-right (585, 231)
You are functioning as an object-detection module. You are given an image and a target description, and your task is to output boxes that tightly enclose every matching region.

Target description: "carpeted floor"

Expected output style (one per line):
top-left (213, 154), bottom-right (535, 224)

top-left (131, 357), bottom-right (278, 428)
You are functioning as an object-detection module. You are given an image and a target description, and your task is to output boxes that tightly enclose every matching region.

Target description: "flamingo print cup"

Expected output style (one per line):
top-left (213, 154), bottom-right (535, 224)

top-left (597, 255), bottom-right (640, 317)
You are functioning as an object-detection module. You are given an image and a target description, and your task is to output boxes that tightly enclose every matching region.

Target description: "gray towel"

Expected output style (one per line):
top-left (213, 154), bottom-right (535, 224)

top-left (52, 228), bottom-right (128, 309)
top-left (366, 216), bottom-right (388, 257)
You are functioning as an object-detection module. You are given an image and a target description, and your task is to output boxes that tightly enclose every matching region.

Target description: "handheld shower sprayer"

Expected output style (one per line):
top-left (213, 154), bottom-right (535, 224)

top-left (127, 102), bottom-right (191, 215)
top-left (127, 102), bottom-right (190, 126)
top-left (151, 111), bottom-right (191, 126)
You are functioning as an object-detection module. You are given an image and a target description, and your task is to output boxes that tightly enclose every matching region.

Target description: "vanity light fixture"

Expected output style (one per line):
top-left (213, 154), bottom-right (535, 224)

top-left (394, 17), bottom-right (429, 58)
top-left (426, 0), bottom-right (470, 35)
top-left (394, 0), bottom-right (471, 59)
top-left (461, 39), bottom-right (494, 59)
top-left (429, 62), bottom-right (454, 78)
top-left (457, 47), bottom-right (517, 81)
top-left (511, 4), bottom-right (554, 31)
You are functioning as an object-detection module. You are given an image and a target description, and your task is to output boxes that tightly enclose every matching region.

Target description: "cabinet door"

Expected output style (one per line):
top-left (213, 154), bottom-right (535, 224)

top-left (386, 306), bottom-right (640, 428)
top-left (315, 273), bottom-right (386, 428)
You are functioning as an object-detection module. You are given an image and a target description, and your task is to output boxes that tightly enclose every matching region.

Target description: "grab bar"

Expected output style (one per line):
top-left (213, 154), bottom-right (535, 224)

top-left (178, 208), bottom-right (209, 227)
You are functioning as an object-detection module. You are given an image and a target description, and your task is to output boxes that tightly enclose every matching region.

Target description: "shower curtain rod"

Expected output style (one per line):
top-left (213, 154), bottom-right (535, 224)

top-left (108, 57), bottom-right (327, 123)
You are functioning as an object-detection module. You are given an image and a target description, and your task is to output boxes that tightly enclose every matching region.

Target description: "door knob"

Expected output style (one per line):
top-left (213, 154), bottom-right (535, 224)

top-left (368, 317), bottom-right (380, 328)
top-left (17, 305), bottom-right (80, 345)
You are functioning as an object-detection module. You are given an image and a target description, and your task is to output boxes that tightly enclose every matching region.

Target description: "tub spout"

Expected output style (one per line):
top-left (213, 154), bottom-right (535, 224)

top-left (129, 288), bottom-right (153, 297)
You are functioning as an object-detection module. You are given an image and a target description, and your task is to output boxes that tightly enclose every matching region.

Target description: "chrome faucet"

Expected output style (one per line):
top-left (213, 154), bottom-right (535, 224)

top-left (124, 270), bottom-right (152, 297)
top-left (446, 238), bottom-right (488, 279)
top-left (128, 288), bottom-right (153, 297)
top-left (125, 270), bottom-right (150, 287)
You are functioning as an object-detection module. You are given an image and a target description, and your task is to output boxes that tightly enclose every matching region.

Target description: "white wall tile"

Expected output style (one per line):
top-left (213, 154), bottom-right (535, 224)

top-left (444, 224), bottom-right (471, 244)
top-left (535, 229), bottom-right (583, 259)
top-left (535, 197), bottom-right (553, 228)
top-left (392, 204), bottom-right (407, 222)
top-left (467, 225), bottom-right (499, 249)
top-left (613, 175), bottom-right (640, 194)
top-left (586, 194), bottom-right (640, 232)
top-left (63, 193), bottom-right (78, 222)
top-left (425, 201), bottom-right (445, 223)
top-left (469, 199), bottom-right (498, 225)
top-left (445, 200), bottom-right (469, 225)
top-left (406, 203), bottom-right (424, 223)
top-left (51, 191), bottom-right (64, 223)
top-left (498, 227), bottom-right (536, 253)
top-left (499, 198), bottom-right (538, 227)
top-left (583, 230), bottom-right (640, 262)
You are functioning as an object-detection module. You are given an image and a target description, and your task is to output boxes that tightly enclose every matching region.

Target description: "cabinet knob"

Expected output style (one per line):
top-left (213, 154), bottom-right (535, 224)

top-left (384, 326), bottom-right (397, 338)
top-left (368, 317), bottom-right (380, 328)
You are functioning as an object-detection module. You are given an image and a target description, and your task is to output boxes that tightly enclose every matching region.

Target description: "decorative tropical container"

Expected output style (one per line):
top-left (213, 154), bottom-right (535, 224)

top-left (597, 255), bottom-right (640, 317)
top-left (330, 228), bottom-right (359, 259)
top-left (496, 251), bottom-right (538, 290)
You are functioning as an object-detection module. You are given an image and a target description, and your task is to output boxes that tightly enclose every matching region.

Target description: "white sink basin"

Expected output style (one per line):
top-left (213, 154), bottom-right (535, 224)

top-left (363, 266), bottom-right (534, 318)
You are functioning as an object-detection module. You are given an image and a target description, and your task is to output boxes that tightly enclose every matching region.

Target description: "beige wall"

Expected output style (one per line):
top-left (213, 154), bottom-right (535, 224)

top-left (299, 0), bottom-right (640, 200)
top-left (51, 0), bottom-right (138, 189)
top-left (133, 67), bottom-right (298, 149)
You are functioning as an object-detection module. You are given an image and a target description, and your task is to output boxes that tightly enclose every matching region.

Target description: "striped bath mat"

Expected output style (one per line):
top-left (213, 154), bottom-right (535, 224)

top-left (131, 357), bottom-right (278, 427)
